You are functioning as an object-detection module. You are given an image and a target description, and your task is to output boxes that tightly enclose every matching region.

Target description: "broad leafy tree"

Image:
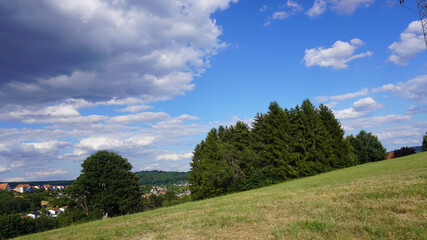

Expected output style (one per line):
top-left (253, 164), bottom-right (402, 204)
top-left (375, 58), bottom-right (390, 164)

top-left (68, 151), bottom-right (142, 218)
top-left (347, 130), bottom-right (387, 164)
top-left (393, 147), bottom-right (415, 158)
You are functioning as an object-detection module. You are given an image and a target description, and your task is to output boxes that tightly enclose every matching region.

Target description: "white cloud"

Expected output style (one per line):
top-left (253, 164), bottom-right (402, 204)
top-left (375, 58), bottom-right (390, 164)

top-left (272, 11), bottom-right (291, 19)
top-left (272, 0), bottom-right (303, 20)
top-left (306, 0), bottom-right (373, 17)
top-left (140, 163), bottom-right (160, 171)
top-left (78, 135), bottom-right (157, 151)
top-left (306, 0), bottom-right (327, 18)
top-left (388, 21), bottom-right (425, 66)
top-left (0, 0), bottom-right (237, 105)
top-left (26, 169), bottom-right (69, 179)
top-left (110, 112), bottom-right (170, 124)
top-left (334, 97), bottom-right (384, 119)
top-left (21, 141), bottom-right (72, 154)
top-left (156, 152), bottom-right (193, 161)
top-left (407, 105), bottom-right (427, 115)
top-left (331, 0), bottom-right (373, 15)
top-left (342, 114), bottom-right (411, 130)
top-left (373, 75), bottom-right (427, 103)
top-left (2, 177), bottom-right (25, 182)
top-left (116, 105), bottom-right (152, 113)
top-left (372, 121), bottom-right (427, 150)
top-left (0, 166), bottom-right (11, 173)
top-left (303, 38), bottom-right (373, 69)
top-left (314, 88), bottom-right (368, 102)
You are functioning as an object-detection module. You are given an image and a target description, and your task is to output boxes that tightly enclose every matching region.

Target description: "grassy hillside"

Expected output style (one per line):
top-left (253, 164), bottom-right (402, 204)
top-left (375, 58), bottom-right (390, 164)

top-left (17, 152), bottom-right (427, 240)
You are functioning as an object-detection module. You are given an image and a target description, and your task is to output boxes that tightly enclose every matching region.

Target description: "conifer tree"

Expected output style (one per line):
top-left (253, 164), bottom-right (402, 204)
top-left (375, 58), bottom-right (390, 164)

top-left (423, 132), bottom-right (427, 152)
top-left (318, 104), bottom-right (353, 168)
top-left (297, 100), bottom-right (330, 176)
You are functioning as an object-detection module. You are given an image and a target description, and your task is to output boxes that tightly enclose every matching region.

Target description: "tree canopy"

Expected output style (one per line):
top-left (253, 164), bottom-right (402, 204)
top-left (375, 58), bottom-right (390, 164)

top-left (423, 132), bottom-right (427, 152)
top-left (68, 151), bottom-right (142, 218)
top-left (347, 130), bottom-right (387, 164)
top-left (189, 100), bottom-right (355, 200)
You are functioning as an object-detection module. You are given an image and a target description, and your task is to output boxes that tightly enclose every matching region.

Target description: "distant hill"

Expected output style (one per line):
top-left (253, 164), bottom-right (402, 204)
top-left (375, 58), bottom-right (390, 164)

top-left (410, 145), bottom-right (423, 153)
top-left (8, 180), bottom-right (74, 189)
top-left (134, 170), bottom-right (189, 186)
top-left (6, 170), bottom-right (188, 188)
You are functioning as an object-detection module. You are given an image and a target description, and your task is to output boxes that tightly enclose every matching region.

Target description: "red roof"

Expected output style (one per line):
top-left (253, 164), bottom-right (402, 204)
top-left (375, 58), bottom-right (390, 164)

top-left (15, 184), bottom-right (30, 188)
top-left (50, 208), bottom-right (59, 211)
top-left (0, 183), bottom-right (9, 190)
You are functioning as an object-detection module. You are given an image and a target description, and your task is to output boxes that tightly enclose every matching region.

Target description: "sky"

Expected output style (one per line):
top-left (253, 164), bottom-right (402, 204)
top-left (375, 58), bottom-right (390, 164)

top-left (0, 0), bottom-right (426, 182)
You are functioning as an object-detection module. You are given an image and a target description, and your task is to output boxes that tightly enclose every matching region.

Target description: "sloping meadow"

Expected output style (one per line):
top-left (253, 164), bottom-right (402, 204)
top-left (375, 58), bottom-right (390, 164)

top-left (17, 152), bottom-right (427, 240)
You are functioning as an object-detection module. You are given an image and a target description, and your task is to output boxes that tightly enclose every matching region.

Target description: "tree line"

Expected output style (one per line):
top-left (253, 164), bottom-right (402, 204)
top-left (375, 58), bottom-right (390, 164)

top-left (189, 100), bottom-right (387, 200)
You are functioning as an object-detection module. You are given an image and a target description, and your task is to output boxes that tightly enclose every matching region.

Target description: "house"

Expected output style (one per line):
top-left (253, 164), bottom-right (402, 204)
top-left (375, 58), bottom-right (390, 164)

top-left (387, 152), bottom-right (395, 159)
top-left (47, 208), bottom-right (60, 218)
top-left (27, 212), bottom-right (41, 219)
top-left (59, 206), bottom-right (67, 212)
top-left (43, 184), bottom-right (52, 191)
top-left (14, 184), bottom-right (30, 193)
top-left (0, 183), bottom-right (11, 191)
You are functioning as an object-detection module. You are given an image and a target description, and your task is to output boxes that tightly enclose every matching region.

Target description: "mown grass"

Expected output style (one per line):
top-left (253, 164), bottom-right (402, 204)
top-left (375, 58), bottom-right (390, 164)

top-left (16, 152), bottom-right (427, 240)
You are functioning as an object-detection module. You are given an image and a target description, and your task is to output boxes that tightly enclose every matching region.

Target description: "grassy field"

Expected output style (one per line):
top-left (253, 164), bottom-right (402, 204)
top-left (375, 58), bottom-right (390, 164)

top-left (17, 152), bottom-right (427, 240)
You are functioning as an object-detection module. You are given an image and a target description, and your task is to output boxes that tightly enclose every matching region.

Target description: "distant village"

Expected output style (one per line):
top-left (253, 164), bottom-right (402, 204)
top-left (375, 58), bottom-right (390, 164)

top-left (142, 185), bottom-right (191, 198)
top-left (0, 181), bottom-right (191, 219)
top-left (0, 182), bottom-right (69, 219)
top-left (0, 183), bottom-right (68, 193)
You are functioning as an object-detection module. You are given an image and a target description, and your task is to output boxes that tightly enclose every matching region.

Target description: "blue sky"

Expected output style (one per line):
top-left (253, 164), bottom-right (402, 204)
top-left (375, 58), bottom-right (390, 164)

top-left (0, 0), bottom-right (426, 182)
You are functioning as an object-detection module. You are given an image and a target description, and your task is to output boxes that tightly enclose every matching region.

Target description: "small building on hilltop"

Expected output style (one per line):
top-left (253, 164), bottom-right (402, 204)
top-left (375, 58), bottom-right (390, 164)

top-left (27, 212), bottom-right (41, 219)
top-left (0, 183), bottom-right (11, 191)
top-left (47, 208), bottom-right (60, 218)
top-left (14, 184), bottom-right (30, 193)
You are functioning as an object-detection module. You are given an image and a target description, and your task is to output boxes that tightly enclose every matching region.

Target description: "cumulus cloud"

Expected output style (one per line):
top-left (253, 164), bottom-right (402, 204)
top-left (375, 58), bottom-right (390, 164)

top-left (156, 152), bottom-right (193, 161)
top-left (306, 0), bottom-right (327, 17)
top-left (341, 114), bottom-right (411, 131)
top-left (0, 0), bottom-right (236, 105)
top-left (333, 97), bottom-right (384, 119)
top-left (303, 38), bottom-right (373, 69)
top-left (306, 0), bottom-right (373, 17)
top-left (373, 75), bottom-right (427, 103)
top-left (388, 21), bottom-right (425, 66)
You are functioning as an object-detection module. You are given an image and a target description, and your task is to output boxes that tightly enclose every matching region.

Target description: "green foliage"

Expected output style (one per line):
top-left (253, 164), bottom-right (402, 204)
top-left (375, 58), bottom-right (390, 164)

top-left (189, 100), bottom-right (354, 200)
top-left (135, 171), bottom-right (189, 186)
top-left (0, 214), bottom-right (59, 239)
top-left (0, 191), bottom-right (30, 215)
top-left (393, 147), bottom-right (416, 158)
top-left (347, 130), bottom-right (387, 164)
top-left (18, 152), bottom-right (427, 240)
top-left (67, 151), bottom-right (142, 218)
top-left (423, 132), bottom-right (427, 151)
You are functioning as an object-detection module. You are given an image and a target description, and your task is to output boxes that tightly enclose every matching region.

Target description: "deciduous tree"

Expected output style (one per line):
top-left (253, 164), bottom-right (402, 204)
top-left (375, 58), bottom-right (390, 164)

top-left (68, 151), bottom-right (142, 218)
